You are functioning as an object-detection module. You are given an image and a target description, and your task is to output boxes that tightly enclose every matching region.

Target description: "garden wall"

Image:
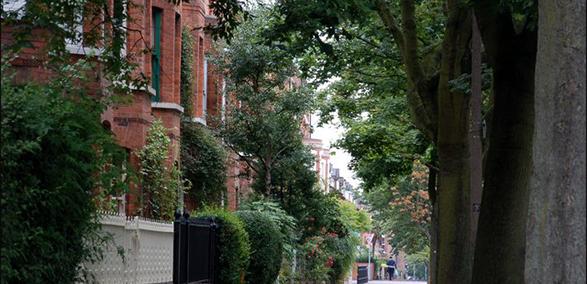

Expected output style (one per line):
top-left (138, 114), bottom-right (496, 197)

top-left (80, 212), bottom-right (174, 284)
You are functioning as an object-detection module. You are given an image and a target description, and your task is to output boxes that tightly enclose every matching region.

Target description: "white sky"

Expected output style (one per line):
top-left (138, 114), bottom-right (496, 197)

top-left (310, 113), bottom-right (360, 188)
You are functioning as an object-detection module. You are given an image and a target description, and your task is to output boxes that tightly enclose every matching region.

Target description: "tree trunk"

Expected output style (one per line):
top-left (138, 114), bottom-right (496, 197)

top-left (427, 166), bottom-right (439, 284)
top-left (469, 12), bottom-right (483, 247)
top-left (525, 0), bottom-right (586, 282)
top-left (264, 162), bottom-right (272, 195)
top-left (435, 6), bottom-right (473, 284)
top-left (472, 4), bottom-right (537, 282)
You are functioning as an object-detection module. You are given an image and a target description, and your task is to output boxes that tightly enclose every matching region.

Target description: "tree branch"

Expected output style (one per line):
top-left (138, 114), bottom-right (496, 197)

top-left (400, 0), bottom-right (425, 84)
top-left (225, 143), bottom-right (260, 173)
top-left (375, 0), bottom-right (406, 59)
top-left (375, 0), bottom-right (437, 141)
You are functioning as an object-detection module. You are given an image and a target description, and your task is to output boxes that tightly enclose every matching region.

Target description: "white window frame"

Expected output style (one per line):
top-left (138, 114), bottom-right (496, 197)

top-left (65, 1), bottom-right (128, 56)
top-left (202, 58), bottom-right (208, 119)
top-left (221, 79), bottom-right (226, 122)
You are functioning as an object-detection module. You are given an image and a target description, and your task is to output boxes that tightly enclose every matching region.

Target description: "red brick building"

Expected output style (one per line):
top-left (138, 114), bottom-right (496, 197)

top-left (2, 0), bottom-right (245, 215)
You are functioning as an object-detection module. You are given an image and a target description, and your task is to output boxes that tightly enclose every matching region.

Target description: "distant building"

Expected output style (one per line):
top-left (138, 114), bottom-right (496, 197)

top-left (301, 114), bottom-right (333, 192)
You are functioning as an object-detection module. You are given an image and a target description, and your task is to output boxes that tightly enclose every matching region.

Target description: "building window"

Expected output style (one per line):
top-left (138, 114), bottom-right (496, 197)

top-left (112, 0), bottom-right (126, 59)
top-left (203, 58), bottom-right (208, 117)
top-left (221, 79), bottom-right (226, 121)
top-left (151, 7), bottom-right (162, 101)
top-left (198, 37), bottom-right (207, 120)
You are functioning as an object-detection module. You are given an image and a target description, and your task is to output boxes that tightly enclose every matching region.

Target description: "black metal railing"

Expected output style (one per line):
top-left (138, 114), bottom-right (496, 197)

top-left (357, 265), bottom-right (369, 284)
top-left (173, 212), bottom-right (219, 284)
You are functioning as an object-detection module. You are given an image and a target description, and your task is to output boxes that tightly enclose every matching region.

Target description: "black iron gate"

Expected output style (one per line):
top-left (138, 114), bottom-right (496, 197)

top-left (357, 265), bottom-right (368, 284)
top-left (173, 212), bottom-right (219, 284)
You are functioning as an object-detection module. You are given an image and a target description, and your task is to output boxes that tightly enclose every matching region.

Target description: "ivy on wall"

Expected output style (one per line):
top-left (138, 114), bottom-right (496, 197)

top-left (181, 27), bottom-right (195, 117)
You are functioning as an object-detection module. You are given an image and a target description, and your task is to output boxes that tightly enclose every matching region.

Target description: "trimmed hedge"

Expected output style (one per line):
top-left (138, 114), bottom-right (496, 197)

top-left (195, 208), bottom-right (250, 284)
top-left (236, 210), bottom-right (284, 284)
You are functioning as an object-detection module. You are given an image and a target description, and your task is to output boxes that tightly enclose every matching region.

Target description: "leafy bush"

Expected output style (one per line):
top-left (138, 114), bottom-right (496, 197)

top-left (195, 208), bottom-right (250, 284)
top-left (236, 210), bottom-right (283, 284)
top-left (1, 63), bottom-right (127, 282)
top-left (239, 198), bottom-right (297, 258)
top-left (325, 234), bottom-right (356, 281)
top-left (285, 192), bottom-right (361, 283)
top-left (138, 119), bottom-right (178, 220)
top-left (355, 245), bottom-right (371, 263)
top-left (181, 121), bottom-right (228, 207)
top-left (297, 236), bottom-right (330, 282)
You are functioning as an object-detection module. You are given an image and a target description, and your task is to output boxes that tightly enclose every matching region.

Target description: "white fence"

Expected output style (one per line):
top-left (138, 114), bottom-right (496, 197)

top-left (82, 212), bottom-right (174, 284)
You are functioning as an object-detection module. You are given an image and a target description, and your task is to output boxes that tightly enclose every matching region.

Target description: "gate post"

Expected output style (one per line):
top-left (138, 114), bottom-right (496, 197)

top-left (173, 211), bottom-right (189, 284)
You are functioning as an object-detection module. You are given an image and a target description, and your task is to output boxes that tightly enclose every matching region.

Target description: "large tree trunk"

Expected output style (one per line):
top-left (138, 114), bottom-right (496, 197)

top-left (435, 5), bottom-right (473, 284)
top-left (525, 0), bottom-right (586, 282)
top-left (427, 165), bottom-right (439, 284)
top-left (469, 12), bottom-right (483, 247)
top-left (472, 5), bottom-right (537, 282)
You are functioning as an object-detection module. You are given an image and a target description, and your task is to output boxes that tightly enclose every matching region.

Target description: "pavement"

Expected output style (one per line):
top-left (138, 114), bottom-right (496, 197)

top-left (355, 281), bottom-right (427, 284)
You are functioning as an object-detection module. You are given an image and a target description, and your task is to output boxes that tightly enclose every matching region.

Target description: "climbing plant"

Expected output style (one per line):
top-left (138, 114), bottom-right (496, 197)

top-left (138, 119), bottom-right (178, 220)
top-left (180, 27), bottom-right (195, 117)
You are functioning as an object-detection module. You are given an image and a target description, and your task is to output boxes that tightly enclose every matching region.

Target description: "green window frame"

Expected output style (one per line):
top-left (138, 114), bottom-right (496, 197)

top-left (151, 7), bottom-right (162, 102)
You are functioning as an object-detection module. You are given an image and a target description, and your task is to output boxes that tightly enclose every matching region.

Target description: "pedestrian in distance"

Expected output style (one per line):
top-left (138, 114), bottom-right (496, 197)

top-left (386, 257), bottom-right (396, 280)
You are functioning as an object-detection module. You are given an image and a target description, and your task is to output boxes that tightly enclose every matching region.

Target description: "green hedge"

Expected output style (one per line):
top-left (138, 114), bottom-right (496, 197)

top-left (195, 208), bottom-right (250, 283)
top-left (236, 210), bottom-right (284, 284)
top-left (1, 68), bottom-right (127, 282)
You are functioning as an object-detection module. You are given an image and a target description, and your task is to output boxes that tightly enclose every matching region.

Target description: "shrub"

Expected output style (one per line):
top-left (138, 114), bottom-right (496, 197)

top-left (297, 236), bottom-right (330, 282)
top-left (239, 198), bottom-right (297, 258)
top-left (325, 234), bottom-right (355, 282)
top-left (1, 63), bottom-right (127, 282)
top-left (236, 210), bottom-right (283, 284)
top-left (181, 121), bottom-right (227, 207)
top-left (138, 119), bottom-right (178, 220)
top-left (195, 208), bottom-right (250, 284)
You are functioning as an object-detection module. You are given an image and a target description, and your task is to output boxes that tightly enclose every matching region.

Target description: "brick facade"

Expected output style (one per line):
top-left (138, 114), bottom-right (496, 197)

top-left (2, 0), bottom-right (261, 216)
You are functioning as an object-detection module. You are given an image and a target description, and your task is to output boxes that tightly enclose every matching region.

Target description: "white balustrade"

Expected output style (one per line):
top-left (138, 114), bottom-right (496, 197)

top-left (80, 212), bottom-right (174, 284)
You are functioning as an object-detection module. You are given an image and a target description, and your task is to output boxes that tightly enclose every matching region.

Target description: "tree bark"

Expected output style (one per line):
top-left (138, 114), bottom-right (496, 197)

top-left (264, 161), bottom-right (272, 195)
top-left (427, 166), bottom-right (439, 284)
top-left (469, 12), bottom-right (483, 246)
top-left (376, 2), bottom-right (474, 282)
top-left (525, 0), bottom-right (586, 282)
top-left (472, 3), bottom-right (537, 282)
top-left (435, 5), bottom-right (473, 284)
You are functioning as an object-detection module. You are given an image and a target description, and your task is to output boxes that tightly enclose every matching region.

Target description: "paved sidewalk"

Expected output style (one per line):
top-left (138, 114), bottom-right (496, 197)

top-left (357, 281), bottom-right (427, 284)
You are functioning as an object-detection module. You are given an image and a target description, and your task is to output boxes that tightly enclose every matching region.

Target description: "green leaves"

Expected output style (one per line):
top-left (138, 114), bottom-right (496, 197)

top-left (180, 121), bottom-right (227, 208)
top-left (138, 119), bottom-right (178, 221)
top-left (236, 210), bottom-right (284, 284)
top-left (195, 208), bottom-right (251, 284)
top-left (2, 0), bottom-right (147, 98)
top-left (180, 28), bottom-right (195, 117)
top-left (215, 8), bottom-right (315, 195)
top-left (1, 62), bottom-right (126, 282)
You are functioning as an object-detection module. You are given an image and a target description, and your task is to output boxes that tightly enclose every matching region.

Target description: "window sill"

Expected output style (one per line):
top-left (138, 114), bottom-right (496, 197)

top-left (191, 117), bottom-right (207, 126)
top-left (151, 102), bottom-right (184, 114)
top-left (66, 44), bottom-right (104, 56)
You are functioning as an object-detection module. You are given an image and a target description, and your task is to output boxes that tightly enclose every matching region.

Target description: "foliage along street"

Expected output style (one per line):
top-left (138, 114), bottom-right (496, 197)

top-left (1, 0), bottom-right (585, 284)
